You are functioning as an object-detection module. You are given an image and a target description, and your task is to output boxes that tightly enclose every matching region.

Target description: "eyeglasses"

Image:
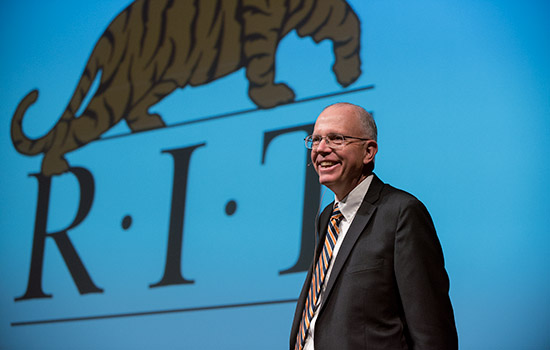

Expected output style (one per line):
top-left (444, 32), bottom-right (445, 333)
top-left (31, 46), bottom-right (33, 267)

top-left (304, 133), bottom-right (370, 150)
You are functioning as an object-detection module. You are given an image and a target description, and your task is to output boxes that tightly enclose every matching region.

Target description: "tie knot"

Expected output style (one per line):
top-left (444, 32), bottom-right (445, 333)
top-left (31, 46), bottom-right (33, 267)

top-left (331, 204), bottom-right (343, 223)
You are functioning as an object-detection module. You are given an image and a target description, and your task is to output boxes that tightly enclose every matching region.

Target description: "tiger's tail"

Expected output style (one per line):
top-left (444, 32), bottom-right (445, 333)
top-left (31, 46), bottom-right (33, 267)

top-left (11, 90), bottom-right (46, 156)
top-left (10, 31), bottom-right (107, 156)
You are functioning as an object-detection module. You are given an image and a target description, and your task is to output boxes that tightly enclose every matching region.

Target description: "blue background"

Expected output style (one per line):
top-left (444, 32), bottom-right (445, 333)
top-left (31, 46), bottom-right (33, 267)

top-left (1, 0), bottom-right (549, 349)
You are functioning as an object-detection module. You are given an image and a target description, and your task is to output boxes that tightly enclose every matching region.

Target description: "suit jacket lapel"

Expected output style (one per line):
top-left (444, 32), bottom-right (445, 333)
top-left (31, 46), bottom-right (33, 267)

top-left (319, 175), bottom-right (384, 312)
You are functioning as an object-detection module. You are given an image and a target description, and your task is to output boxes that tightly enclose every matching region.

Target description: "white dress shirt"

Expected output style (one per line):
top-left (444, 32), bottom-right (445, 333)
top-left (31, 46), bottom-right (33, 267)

top-left (303, 175), bottom-right (373, 350)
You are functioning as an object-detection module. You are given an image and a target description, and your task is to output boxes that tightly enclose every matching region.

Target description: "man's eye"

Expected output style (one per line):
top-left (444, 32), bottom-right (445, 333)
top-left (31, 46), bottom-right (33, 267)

top-left (312, 136), bottom-right (322, 143)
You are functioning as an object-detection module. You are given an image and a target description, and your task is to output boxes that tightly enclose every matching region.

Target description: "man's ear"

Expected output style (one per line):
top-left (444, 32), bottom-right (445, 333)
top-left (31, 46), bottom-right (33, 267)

top-left (363, 140), bottom-right (378, 165)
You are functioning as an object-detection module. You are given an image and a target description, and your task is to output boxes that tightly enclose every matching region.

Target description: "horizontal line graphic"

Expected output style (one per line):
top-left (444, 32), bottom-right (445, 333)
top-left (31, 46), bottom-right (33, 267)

top-left (11, 298), bottom-right (298, 327)
top-left (101, 85), bottom-right (375, 141)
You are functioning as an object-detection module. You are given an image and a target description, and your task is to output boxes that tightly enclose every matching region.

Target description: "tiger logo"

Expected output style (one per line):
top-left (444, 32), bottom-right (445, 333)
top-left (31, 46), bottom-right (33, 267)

top-left (11, 0), bottom-right (361, 176)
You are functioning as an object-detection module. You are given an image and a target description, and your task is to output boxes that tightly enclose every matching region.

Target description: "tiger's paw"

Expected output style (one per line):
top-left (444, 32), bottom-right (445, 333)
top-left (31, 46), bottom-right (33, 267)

top-left (127, 113), bottom-right (166, 132)
top-left (249, 83), bottom-right (296, 109)
top-left (333, 55), bottom-right (361, 87)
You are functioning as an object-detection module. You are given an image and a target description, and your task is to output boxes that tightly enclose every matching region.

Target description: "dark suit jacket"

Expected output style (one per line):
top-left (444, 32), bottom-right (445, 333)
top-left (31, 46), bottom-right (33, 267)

top-left (290, 175), bottom-right (458, 350)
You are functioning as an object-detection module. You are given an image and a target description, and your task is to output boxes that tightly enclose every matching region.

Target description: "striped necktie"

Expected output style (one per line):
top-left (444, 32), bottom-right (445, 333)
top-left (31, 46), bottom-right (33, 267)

top-left (295, 204), bottom-right (344, 350)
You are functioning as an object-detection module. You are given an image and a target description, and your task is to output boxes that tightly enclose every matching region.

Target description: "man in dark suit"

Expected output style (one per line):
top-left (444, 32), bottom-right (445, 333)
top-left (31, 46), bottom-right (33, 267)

top-left (290, 103), bottom-right (458, 350)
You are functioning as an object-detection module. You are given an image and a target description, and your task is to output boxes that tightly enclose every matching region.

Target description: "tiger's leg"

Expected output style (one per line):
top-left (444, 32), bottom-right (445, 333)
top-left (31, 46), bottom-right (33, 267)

top-left (297, 0), bottom-right (361, 87)
top-left (241, 1), bottom-right (295, 109)
top-left (124, 81), bottom-right (177, 132)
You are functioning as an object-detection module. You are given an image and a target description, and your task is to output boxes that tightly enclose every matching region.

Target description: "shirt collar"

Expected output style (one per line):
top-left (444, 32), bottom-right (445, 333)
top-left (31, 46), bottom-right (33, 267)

top-left (335, 174), bottom-right (374, 223)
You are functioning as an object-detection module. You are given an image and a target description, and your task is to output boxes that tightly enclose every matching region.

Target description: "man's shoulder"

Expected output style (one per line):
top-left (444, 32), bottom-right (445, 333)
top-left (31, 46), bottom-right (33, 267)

top-left (381, 182), bottom-right (419, 201)
top-left (370, 180), bottom-right (436, 230)
top-left (374, 178), bottom-right (427, 209)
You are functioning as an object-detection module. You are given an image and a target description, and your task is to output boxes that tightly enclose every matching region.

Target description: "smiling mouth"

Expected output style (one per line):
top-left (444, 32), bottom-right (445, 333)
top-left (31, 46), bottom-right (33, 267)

top-left (319, 161), bottom-right (339, 168)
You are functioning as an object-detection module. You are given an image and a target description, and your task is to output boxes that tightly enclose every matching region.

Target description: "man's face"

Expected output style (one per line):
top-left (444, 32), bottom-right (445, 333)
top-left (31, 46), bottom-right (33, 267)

top-left (311, 105), bottom-right (376, 200)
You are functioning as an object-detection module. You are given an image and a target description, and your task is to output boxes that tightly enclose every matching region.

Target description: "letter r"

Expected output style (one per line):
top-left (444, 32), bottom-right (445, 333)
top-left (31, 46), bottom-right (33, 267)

top-left (15, 167), bottom-right (103, 301)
